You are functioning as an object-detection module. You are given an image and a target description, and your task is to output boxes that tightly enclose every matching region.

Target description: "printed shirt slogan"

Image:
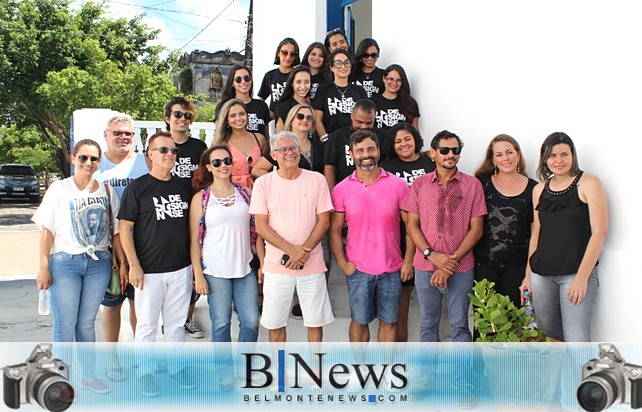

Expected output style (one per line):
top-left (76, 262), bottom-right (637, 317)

top-left (153, 194), bottom-right (188, 220)
top-left (173, 157), bottom-right (198, 179)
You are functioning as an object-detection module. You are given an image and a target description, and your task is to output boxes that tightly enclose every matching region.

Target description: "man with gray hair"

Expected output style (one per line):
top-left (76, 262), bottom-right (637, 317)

top-left (94, 113), bottom-right (149, 382)
top-left (249, 131), bottom-right (335, 342)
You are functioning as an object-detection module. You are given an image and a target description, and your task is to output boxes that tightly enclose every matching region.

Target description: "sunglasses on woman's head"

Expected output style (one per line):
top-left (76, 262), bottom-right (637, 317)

top-left (149, 146), bottom-right (179, 155)
top-left (234, 75), bottom-right (252, 83)
top-left (211, 157), bottom-right (233, 168)
top-left (77, 155), bottom-right (100, 164)
top-left (295, 113), bottom-right (315, 122)
top-left (172, 111), bottom-right (193, 120)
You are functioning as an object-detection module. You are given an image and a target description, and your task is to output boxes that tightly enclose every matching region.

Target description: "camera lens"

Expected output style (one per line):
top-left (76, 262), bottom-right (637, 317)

top-left (577, 372), bottom-right (618, 412)
top-left (32, 372), bottom-right (74, 412)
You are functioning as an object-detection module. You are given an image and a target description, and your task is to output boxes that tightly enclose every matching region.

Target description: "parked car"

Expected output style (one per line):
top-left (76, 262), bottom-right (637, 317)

top-left (0, 164), bottom-right (40, 203)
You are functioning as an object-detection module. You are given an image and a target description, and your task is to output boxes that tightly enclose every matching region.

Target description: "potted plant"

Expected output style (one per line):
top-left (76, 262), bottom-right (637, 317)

top-left (469, 279), bottom-right (565, 411)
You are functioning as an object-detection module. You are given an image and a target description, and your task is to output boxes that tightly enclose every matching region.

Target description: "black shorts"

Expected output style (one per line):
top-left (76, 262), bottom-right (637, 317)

top-left (101, 283), bottom-right (135, 307)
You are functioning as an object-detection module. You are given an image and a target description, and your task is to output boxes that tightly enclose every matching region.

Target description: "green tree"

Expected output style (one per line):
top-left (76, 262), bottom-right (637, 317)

top-left (0, 0), bottom-right (176, 177)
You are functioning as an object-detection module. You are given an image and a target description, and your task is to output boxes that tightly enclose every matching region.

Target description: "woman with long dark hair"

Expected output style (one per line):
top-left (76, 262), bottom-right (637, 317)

top-left (215, 65), bottom-right (270, 142)
top-left (352, 38), bottom-right (386, 98)
top-left (274, 66), bottom-right (312, 132)
top-left (258, 37), bottom-right (301, 116)
top-left (300, 42), bottom-right (330, 100)
top-left (372, 64), bottom-right (421, 130)
top-left (190, 145), bottom-right (261, 344)
top-left (521, 132), bottom-right (608, 341)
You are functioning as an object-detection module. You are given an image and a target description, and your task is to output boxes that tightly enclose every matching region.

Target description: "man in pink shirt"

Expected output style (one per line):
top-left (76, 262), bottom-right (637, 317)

top-left (249, 131), bottom-right (334, 342)
top-left (330, 130), bottom-right (412, 342)
top-left (402, 130), bottom-right (487, 343)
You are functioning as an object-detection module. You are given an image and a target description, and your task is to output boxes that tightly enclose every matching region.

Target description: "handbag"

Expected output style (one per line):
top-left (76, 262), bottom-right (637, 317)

top-left (105, 184), bottom-right (121, 296)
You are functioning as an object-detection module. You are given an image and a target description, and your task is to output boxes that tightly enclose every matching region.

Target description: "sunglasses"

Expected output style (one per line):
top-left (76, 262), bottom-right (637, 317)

top-left (437, 146), bottom-right (462, 155)
top-left (172, 111), bottom-right (193, 120)
top-left (363, 52), bottom-right (379, 59)
top-left (279, 50), bottom-right (298, 58)
top-left (326, 28), bottom-right (343, 36)
top-left (332, 59), bottom-right (352, 68)
top-left (109, 130), bottom-right (133, 137)
top-left (234, 75), bottom-right (252, 83)
top-left (385, 77), bottom-right (403, 85)
top-left (274, 145), bottom-right (300, 155)
top-left (295, 113), bottom-right (315, 122)
top-left (211, 157), bottom-right (233, 168)
top-left (149, 146), bottom-right (179, 155)
top-left (77, 155), bottom-right (100, 164)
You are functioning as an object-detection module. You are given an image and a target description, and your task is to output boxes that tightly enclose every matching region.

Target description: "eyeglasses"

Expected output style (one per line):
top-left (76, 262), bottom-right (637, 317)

top-left (332, 59), bottom-right (352, 68)
top-left (77, 155), bottom-right (100, 164)
top-left (363, 52), bottom-right (379, 59)
top-left (109, 130), bottom-right (133, 137)
top-left (326, 28), bottom-right (343, 36)
top-left (437, 147), bottom-right (462, 155)
top-left (172, 111), bottom-right (193, 120)
top-left (211, 157), bottom-right (233, 168)
top-left (149, 146), bottom-right (179, 155)
top-left (274, 145), bottom-right (301, 155)
top-left (279, 50), bottom-right (298, 58)
top-left (385, 77), bottom-right (403, 85)
top-left (234, 75), bottom-right (252, 83)
top-left (295, 113), bottom-right (315, 122)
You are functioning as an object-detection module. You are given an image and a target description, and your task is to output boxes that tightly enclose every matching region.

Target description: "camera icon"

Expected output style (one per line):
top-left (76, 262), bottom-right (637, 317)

top-left (577, 343), bottom-right (642, 411)
top-left (3, 343), bottom-right (74, 412)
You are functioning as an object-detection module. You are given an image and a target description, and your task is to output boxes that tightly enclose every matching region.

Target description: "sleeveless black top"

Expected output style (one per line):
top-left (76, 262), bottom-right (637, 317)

top-left (529, 172), bottom-right (592, 276)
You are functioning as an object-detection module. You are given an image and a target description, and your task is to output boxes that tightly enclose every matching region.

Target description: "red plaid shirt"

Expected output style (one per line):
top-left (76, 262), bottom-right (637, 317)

top-left (402, 169), bottom-right (487, 272)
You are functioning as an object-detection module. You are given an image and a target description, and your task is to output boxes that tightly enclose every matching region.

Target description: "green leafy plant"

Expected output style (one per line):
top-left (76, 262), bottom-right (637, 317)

top-left (469, 279), bottom-right (547, 342)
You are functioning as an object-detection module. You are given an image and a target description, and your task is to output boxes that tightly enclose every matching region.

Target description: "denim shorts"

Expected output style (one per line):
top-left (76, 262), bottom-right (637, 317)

top-left (101, 283), bottom-right (135, 307)
top-left (346, 269), bottom-right (402, 325)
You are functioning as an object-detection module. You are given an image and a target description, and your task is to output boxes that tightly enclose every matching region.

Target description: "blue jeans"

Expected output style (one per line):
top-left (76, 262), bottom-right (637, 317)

top-left (346, 270), bottom-right (402, 324)
top-left (49, 251), bottom-right (111, 342)
top-left (205, 272), bottom-right (259, 342)
top-left (49, 251), bottom-right (111, 379)
top-left (530, 268), bottom-right (599, 342)
top-left (415, 269), bottom-right (474, 342)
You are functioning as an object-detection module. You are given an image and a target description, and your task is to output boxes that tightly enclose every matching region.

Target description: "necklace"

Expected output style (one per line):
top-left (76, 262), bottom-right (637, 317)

top-left (335, 84), bottom-right (348, 98)
top-left (545, 172), bottom-right (582, 196)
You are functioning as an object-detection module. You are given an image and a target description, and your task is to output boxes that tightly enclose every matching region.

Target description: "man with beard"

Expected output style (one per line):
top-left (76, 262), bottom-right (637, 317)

top-left (402, 130), bottom-right (486, 343)
top-left (329, 130), bottom-right (410, 342)
top-left (323, 98), bottom-right (389, 191)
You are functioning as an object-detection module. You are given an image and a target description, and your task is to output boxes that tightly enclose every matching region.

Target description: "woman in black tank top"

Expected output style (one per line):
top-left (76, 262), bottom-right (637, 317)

top-left (521, 132), bottom-right (608, 342)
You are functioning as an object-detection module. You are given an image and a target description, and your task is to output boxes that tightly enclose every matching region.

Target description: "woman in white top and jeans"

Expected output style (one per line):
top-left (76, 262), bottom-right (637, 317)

top-left (189, 145), bottom-right (262, 343)
top-left (32, 138), bottom-right (123, 394)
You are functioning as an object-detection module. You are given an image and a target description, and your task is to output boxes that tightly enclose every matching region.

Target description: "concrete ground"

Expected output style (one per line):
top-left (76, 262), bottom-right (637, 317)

top-left (0, 200), bottom-right (452, 343)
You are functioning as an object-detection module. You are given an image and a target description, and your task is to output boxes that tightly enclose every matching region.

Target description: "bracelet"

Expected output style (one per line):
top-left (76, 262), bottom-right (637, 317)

top-left (320, 133), bottom-right (329, 142)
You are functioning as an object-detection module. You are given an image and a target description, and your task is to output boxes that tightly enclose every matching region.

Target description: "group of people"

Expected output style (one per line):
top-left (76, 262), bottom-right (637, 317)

top-left (32, 28), bottom-right (608, 396)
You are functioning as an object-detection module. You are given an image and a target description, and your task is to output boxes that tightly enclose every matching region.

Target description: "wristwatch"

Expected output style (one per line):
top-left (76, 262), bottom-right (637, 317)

top-left (422, 247), bottom-right (432, 260)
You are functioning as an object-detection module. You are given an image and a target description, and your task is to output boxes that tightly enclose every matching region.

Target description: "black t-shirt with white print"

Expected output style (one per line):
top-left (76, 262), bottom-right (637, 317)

top-left (258, 68), bottom-right (290, 112)
top-left (118, 174), bottom-right (191, 273)
top-left (379, 155), bottom-right (435, 187)
top-left (312, 83), bottom-right (368, 134)
top-left (352, 67), bottom-right (386, 98)
top-left (172, 137), bottom-right (207, 183)
top-left (371, 94), bottom-right (420, 130)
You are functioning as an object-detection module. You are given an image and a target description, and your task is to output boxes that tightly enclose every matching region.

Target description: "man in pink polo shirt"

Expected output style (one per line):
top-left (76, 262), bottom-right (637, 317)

top-left (402, 130), bottom-right (487, 343)
top-left (330, 130), bottom-right (412, 342)
top-left (249, 131), bottom-right (335, 343)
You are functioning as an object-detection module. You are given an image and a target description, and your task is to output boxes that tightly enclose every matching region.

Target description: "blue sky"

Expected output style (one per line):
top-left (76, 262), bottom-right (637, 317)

top-left (101, 0), bottom-right (251, 55)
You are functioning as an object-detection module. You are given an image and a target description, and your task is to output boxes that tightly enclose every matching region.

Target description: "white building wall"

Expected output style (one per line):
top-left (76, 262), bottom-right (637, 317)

top-left (254, 0), bottom-right (642, 341)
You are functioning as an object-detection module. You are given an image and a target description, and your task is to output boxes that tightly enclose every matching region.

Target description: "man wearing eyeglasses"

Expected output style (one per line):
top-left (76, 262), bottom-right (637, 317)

top-left (118, 131), bottom-right (195, 395)
top-left (249, 131), bottom-right (334, 343)
top-left (402, 130), bottom-right (487, 344)
top-left (163, 96), bottom-right (208, 339)
top-left (94, 113), bottom-right (150, 381)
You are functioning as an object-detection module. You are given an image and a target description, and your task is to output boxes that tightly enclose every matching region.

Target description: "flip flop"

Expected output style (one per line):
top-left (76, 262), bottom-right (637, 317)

top-left (106, 367), bottom-right (127, 382)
